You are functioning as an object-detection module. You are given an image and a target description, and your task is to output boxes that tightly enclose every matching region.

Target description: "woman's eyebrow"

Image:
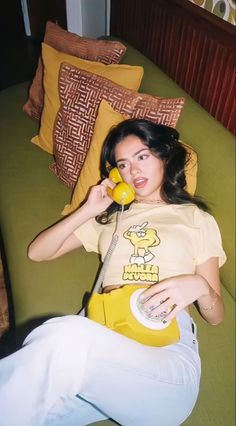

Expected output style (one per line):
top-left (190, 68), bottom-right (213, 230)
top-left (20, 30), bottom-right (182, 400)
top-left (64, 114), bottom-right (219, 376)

top-left (116, 148), bottom-right (149, 163)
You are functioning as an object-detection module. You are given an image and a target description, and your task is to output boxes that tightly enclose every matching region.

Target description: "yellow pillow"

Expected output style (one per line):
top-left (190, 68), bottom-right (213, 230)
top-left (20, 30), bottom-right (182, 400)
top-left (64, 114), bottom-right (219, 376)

top-left (184, 142), bottom-right (198, 197)
top-left (31, 43), bottom-right (144, 154)
top-left (62, 100), bottom-right (198, 216)
top-left (62, 100), bottom-right (130, 215)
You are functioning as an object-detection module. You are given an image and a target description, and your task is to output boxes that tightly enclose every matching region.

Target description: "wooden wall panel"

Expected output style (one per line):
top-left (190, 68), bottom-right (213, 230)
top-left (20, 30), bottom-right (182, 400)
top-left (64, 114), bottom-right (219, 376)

top-left (110, 0), bottom-right (236, 135)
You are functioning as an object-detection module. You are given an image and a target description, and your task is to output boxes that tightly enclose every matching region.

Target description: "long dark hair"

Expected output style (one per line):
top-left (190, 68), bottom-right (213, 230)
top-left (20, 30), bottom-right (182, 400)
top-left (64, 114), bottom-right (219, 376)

top-left (97, 118), bottom-right (208, 223)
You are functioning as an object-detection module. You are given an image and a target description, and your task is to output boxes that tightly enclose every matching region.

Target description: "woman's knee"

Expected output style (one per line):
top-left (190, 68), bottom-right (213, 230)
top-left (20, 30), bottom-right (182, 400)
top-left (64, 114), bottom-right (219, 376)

top-left (23, 315), bottom-right (87, 347)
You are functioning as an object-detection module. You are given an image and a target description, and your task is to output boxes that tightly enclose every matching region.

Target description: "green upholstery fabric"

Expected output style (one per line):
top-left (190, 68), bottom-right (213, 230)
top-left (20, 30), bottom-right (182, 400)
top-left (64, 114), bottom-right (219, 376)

top-left (0, 83), bottom-right (100, 329)
top-left (0, 40), bottom-right (235, 425)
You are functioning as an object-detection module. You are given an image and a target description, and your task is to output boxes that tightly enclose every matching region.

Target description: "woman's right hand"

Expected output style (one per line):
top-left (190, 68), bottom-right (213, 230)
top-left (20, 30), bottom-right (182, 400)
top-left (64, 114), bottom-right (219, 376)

top-left (84, 178), bottom-right (115, 217)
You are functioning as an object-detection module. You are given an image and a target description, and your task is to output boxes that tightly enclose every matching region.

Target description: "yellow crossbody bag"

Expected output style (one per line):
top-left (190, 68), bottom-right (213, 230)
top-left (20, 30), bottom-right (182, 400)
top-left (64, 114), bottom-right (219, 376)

top-left (87, 284), bottom-right (180, 347)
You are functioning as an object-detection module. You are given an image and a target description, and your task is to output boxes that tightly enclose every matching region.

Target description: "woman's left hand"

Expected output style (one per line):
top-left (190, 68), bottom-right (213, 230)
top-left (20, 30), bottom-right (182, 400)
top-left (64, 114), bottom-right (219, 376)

top-left (138, 274), bottom-right (209, 321)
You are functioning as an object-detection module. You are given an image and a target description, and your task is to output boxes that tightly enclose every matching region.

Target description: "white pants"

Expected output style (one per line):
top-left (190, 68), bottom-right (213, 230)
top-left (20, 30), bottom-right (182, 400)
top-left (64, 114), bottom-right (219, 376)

top-left (0, 311), bottom-right (201, 426)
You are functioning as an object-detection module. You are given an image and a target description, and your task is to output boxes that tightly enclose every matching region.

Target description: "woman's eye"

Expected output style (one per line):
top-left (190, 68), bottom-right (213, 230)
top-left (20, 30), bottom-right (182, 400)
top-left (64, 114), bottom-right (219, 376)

top-left (117, 163), bottom-right (126, 170)
top-left (138, 154), bottom-right (148, 161)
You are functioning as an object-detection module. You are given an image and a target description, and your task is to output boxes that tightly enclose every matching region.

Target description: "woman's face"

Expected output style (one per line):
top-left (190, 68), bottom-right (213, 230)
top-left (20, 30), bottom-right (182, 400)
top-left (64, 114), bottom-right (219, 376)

top-left (114, 135), bottom-right (165, 201)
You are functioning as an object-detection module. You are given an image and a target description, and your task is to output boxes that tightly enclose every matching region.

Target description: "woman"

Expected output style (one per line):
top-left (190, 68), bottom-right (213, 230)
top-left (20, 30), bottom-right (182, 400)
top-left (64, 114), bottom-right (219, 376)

top-left (0, 119), bottom-right (226, 426)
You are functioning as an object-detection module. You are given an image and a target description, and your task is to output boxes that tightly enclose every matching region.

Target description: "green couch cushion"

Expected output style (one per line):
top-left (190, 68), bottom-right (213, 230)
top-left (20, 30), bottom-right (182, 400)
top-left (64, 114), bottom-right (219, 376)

top-left (0, 83), bottom-right (100, 327)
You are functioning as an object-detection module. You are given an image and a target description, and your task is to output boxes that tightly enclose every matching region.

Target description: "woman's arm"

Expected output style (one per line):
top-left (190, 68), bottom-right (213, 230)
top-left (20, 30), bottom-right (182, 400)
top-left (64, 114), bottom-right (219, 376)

top-left (28, 204), bottom-right (91, 261)
top-left (28, 179), bottom-right (114, 262)
top-left (138, 257), bottom-right (224, 326)
top-left (195, 257), bottom-right (224, 325)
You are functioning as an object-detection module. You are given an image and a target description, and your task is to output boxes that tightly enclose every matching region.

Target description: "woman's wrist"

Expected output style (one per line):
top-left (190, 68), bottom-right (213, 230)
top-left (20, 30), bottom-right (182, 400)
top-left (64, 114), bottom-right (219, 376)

top-left (199, 289), bottom-right (218, 311)
top-left (196, 274), bottom-right (211, 297)
top-left (80, 201), bottom-right (105, 220)
top-left (196, 276), bottom-right (219, 311)
top-left (75, 202), bottom-right (96, 221)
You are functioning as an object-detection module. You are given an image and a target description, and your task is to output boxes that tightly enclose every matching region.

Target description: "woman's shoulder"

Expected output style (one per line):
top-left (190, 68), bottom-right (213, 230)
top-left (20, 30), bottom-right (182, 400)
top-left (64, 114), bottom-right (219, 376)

top-left (176, 205), bottom-right (226, 266)
top-left (171, 203), bottom-right (215, 226)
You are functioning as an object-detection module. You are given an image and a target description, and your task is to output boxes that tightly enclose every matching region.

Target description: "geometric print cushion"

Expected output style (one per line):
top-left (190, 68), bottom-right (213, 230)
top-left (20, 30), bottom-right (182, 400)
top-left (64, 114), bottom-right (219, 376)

top-left (44, 21), bottom-right (127, 65)
top-left (22, 21), bottom-right (127, 121)
top-left (52, 63), bottom-right (185, 188)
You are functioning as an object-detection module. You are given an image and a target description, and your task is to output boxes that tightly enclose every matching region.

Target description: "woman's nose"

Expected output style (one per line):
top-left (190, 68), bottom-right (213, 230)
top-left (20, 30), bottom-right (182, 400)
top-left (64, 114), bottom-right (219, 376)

top-left (130, 162), bottom-right (140, 176)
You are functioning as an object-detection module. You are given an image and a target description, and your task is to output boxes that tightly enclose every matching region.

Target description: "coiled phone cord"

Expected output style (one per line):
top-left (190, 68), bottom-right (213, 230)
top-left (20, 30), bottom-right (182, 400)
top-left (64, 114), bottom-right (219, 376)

top-left (79, 204), bottom-right (124, 317)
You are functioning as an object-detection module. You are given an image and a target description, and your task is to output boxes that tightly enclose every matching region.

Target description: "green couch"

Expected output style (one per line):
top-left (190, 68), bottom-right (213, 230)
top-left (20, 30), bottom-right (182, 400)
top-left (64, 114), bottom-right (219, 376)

top-left (0, 41), bottom-right (235, 425)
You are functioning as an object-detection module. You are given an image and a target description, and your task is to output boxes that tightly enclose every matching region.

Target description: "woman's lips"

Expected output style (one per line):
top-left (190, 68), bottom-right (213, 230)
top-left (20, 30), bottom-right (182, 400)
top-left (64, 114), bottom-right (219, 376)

top-left (133, 177), bottom-right (147, 188)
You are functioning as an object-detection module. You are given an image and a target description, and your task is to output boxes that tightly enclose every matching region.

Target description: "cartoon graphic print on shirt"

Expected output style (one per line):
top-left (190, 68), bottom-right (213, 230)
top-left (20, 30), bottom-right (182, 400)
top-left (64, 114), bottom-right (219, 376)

top-left (122, 222), bottom-right (160, 283)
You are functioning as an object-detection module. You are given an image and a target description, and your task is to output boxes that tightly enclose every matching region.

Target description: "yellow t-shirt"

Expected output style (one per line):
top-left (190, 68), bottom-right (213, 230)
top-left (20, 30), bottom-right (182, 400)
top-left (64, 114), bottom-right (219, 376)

top-left (74, 203), bottom-right (226, 289)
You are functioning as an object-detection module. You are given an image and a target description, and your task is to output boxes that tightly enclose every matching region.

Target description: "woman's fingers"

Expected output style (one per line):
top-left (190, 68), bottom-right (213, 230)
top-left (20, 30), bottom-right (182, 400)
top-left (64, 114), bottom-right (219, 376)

top-left (139, 280), bottom-right (173, 302)
top-left (138, 294), bottom-right (180, 322)
top-left (100, 178), bottom-right (116, 189)
top-left (137, 280), bottom-right (183, 321)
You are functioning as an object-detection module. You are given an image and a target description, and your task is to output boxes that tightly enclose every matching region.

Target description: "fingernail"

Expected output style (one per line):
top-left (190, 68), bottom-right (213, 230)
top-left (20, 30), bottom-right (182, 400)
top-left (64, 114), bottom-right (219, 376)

top-left (139, 294), bottom-right (148, 303)
top-left (147, 305), bottom-right (155, 312)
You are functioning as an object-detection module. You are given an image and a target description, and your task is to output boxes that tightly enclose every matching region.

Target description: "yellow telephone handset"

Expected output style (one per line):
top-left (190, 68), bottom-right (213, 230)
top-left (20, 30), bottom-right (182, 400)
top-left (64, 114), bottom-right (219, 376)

top-left (108, 168), bottom-right (135, 205)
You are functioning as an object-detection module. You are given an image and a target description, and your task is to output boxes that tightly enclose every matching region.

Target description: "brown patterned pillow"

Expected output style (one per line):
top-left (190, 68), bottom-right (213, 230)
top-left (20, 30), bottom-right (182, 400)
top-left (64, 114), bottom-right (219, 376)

top-left (23, 21), bottom-right (126, 121)
top-left (51, 63), bottom-right (185, 188)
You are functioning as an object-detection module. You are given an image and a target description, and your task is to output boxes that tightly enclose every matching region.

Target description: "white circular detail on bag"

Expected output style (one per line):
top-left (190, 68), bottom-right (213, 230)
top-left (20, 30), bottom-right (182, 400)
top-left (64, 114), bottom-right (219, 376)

top-left (130, 289), bottom-right (170, 330)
